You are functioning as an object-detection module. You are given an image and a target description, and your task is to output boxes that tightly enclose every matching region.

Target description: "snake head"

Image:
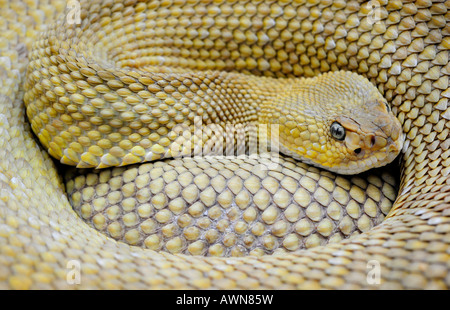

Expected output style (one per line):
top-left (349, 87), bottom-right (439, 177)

top-left (329, 98), bottom-right (404, 174)
top-left (276, 71), bottom-right (404, 175)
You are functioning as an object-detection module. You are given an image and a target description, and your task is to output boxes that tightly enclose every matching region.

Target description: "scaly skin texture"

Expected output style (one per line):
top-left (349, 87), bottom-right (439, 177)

top-left (66, 156), bottom-right (399, 256)
top-left (24, 0), bottom-right (404, 256)
top-left (24, 3), bottom-right (403, 174)
top-left (0, 0), bottom-right (449, 289)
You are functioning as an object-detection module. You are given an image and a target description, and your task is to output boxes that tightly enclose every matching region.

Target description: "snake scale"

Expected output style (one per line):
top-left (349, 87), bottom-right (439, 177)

top-left (0, 0), bottom-right (449, 289)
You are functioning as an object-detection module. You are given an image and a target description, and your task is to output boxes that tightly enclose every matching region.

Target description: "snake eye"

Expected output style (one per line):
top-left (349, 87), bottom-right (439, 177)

top-left (330, 122), bottom-right (346, 141)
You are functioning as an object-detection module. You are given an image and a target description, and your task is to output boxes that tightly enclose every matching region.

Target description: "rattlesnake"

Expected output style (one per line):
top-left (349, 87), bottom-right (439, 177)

top-left (0, 0), bottom-right (449, 289)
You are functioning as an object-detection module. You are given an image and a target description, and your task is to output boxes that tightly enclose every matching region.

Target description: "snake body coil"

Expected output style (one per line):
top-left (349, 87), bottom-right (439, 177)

top-left (0, 0), bottom-right (449, 289)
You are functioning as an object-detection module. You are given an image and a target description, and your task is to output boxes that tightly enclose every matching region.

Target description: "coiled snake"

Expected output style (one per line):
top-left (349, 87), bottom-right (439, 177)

top-left (0, 0), bottom-right (449, 289)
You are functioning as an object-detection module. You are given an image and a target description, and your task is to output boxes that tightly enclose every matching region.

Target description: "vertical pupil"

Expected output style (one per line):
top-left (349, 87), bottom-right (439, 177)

top-left (331, 122), bottom-right (345, 140)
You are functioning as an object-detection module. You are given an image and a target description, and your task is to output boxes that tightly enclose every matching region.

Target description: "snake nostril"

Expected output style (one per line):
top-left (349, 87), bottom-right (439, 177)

top-left (370, 136), bottom-right (376, 148)
top-left (354, 148), bottom-right (362, 155)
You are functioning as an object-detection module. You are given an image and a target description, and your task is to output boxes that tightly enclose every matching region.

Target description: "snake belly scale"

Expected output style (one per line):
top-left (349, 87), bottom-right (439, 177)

top-left (0, 0), bottom-right (449, 289)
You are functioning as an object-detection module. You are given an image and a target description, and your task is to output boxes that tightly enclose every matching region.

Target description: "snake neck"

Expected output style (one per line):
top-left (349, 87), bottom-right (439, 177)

top-left (172, 71), bottom-right (285, 158)
top-left (187, 72), bottom-right (292, 158)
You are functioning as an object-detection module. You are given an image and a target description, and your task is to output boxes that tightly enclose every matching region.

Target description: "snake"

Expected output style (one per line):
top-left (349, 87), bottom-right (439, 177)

top-left (0, 0), bottom-right (449, 289)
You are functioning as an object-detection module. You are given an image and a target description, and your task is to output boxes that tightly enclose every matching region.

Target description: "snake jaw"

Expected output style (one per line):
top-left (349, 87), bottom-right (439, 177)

top-left (330, 90), bottom-right (404, 167)
top-left (338, 120), bottom-right (403, 172)
top-left (272, 72), bottom-right (406, 175)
